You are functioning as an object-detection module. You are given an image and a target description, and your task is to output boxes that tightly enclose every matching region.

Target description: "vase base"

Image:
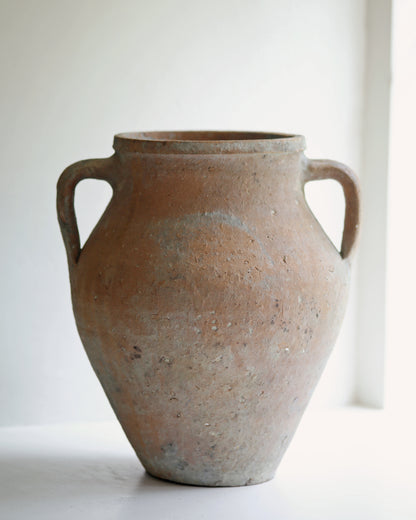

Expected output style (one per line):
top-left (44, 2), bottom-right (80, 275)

top-left (143, 467), bottom-right (275, 488)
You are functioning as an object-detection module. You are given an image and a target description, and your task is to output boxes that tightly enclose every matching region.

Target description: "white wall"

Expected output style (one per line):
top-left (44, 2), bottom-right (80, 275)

top-left (386, 0), bottom-right (416, 412)
top-left (0, 0), bottom-right (366, 426)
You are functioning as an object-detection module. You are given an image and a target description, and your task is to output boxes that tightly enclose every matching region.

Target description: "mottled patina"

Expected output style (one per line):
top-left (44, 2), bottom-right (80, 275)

top-left (57, 131), bottom-right (360, 486)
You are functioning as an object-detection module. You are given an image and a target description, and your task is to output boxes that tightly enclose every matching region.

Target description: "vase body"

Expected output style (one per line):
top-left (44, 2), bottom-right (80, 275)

top-left (57, 131), bottom-right (360, 486)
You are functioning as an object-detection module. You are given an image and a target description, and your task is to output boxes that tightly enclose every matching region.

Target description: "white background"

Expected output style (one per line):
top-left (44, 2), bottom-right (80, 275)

top-left (0, 0), bottom-right (366, 426)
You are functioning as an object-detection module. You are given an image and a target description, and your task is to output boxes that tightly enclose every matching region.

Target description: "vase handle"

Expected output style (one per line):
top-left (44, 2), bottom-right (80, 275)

top-left (57, 156), bottom-right (118, 268)
top-left (303, 159), bottom-right (360, 260)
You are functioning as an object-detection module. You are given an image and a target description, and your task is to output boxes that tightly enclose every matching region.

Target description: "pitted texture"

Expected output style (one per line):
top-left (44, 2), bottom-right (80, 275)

top-left (58, 132), bottom-right (360, 486)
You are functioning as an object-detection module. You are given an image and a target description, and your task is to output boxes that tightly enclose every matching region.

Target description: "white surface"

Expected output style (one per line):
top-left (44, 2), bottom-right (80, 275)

top-left (1, 407), bottom-right (414, 520)
top-left (0, 0), bottom-right (366, 425)
top-left (386, 0), bottom-right (416, 413)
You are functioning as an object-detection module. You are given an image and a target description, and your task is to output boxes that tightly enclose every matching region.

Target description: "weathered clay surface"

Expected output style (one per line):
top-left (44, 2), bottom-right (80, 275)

top-left (57, 131), bottom-right (360, 486)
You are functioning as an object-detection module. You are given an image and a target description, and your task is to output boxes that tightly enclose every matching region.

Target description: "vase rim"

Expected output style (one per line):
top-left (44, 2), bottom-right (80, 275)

top-left (113, 130), bottom-right (306, 155)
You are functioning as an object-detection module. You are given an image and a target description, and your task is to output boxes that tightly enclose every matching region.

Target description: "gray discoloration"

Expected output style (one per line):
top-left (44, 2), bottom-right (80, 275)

top-left (198, 211), bottom-right (275, 266)
top-left (58, 131), bottom-right (360, 487)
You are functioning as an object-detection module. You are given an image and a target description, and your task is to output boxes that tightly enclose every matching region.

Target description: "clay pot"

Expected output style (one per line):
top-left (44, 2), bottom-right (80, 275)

top-left (57, 131), bottom-right (360, 486)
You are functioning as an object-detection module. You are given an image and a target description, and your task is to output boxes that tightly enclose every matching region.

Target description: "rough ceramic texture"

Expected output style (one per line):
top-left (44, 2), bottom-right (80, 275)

top-left (57, 131), bottom-right (360, 486)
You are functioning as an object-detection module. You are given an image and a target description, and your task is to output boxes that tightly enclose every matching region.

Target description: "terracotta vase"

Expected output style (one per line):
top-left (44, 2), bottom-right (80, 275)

top-left (57, 131), bottom-right (360, 486)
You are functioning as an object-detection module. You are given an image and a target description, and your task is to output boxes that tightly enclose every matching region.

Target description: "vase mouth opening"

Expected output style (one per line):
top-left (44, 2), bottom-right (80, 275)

top-left (113, 131), bottom-right (306, 155)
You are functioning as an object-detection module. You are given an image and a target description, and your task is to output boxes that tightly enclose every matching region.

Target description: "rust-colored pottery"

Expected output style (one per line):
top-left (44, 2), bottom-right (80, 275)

top-left (57, 131), bottom-right (360, 486)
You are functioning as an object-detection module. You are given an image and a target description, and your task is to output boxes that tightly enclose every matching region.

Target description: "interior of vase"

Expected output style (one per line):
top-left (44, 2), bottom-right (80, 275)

top-left (126, 131), bottom-right (295, 142)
